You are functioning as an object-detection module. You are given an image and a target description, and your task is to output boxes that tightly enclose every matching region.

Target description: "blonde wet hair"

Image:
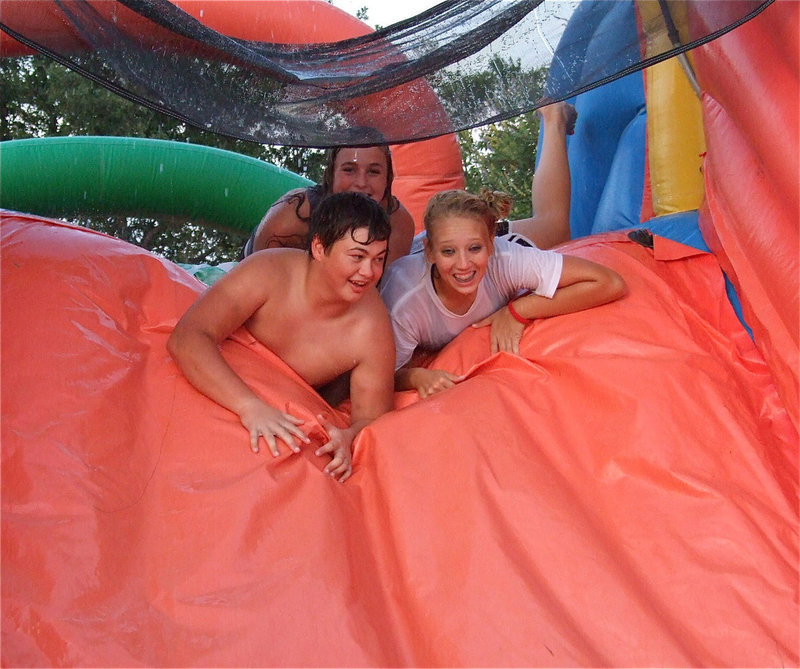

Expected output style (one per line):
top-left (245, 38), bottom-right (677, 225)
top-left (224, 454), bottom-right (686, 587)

top-left (424, 188), bottom-right (513, 239)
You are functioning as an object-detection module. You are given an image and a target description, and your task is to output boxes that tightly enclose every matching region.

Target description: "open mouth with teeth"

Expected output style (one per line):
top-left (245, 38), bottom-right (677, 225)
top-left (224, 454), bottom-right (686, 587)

top-left (452, 271), bottom-right (478, 285)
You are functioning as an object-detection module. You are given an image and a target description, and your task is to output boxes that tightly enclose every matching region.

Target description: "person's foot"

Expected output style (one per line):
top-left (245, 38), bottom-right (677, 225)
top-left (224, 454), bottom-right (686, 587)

top-left (538, 100), bottom-right (578, 135)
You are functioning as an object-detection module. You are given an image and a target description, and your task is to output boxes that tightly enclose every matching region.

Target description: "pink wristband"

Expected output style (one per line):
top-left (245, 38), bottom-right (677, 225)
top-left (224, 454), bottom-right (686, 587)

top-left (507, 300), bottom-right (531, 325)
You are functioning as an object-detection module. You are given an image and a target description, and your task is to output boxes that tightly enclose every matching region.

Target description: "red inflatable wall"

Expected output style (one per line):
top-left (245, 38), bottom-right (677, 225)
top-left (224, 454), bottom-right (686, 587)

top-left (692, 0), bottom-right (799, 430)
top-left (2, 212), bottom-right (797, 665)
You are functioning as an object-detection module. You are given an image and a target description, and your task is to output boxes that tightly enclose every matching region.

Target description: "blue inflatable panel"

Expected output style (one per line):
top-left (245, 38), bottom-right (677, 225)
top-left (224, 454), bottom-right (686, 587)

top-left (591, 107), bottom-right (648, 233)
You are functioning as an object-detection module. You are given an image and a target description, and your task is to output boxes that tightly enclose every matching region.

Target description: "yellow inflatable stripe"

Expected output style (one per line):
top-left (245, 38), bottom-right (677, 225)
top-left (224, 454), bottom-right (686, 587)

top-left (646, 57), bottom-right (706, 215)
top-left (637, 0), bottom-right (706, 215)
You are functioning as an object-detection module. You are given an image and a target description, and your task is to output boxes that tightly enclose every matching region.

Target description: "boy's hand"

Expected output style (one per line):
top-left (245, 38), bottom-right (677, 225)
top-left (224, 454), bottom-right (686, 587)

top-left (315, 414), bottom-right (355, 483)
top-left (237, 397), bottom-right (309, 456)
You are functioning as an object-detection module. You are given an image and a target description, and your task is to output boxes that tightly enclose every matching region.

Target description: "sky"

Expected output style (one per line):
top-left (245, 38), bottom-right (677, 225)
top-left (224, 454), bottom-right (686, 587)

top-left (331, 0), bottom-right (441, 29)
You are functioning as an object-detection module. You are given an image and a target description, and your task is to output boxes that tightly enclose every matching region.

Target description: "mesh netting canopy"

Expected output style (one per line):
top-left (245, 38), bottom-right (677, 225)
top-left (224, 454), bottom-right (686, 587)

top-left (0, 0), bottom-right (773, 147)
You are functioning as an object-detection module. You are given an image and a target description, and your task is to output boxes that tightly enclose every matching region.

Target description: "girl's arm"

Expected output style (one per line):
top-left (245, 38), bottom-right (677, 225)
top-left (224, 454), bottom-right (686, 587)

top-left (251, 190), bottom-right (309, 253)
top-left (387, 204), bottom-right (415, 266)
top-left (473, 255), bottom-right (626, 354)
top-left (395, 366), bottom-right (465, 398)
top-left (508, 255), bottom-right (626, 320)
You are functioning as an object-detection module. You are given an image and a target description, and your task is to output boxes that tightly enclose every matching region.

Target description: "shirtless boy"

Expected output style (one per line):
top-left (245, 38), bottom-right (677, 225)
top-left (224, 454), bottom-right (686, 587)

top-left (168, 191), bottom-right (396, 482)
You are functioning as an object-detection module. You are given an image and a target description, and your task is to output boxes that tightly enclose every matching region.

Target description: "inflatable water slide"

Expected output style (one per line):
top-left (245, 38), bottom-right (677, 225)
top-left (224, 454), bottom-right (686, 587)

top-left (1, 1), bottom-right (797, 666)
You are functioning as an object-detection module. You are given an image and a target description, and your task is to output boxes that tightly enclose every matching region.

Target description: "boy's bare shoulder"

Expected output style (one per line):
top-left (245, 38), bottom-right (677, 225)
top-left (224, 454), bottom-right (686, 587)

top-left (345, 291), bottom-right (395, 372)
top-left (350, 289), bottom-right (394, 341)
top-left (243, 247), bottom-right (306, 268)
top-left (357, 286), bottom-right (392, 316)
top-left (230, 248), bottom-right (306, 289)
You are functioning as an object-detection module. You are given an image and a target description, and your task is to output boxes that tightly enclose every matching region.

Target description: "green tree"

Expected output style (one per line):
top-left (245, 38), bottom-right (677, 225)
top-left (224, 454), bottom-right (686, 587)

top-left (459, 111), bottom-right (541, 220)
top-left (1, 56), bottom-right (325, 263)
top-left (438, 56), bottom-right (546, 220)
top-left (327, 1), bottom-right (369, 25)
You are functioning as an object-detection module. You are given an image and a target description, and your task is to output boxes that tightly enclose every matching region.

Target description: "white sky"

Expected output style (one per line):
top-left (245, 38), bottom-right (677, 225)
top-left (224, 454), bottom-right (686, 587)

top-left (331, 0), bottom-right (441, 29)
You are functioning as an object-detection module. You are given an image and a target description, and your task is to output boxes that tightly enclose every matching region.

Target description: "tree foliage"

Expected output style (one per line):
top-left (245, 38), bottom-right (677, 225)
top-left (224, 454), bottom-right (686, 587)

top-left (0, 56), bottom-right (326, 263)
top-left (459, 111), bottom-right (541, 220)
top-left (436, 56), bottom-right (546, 220)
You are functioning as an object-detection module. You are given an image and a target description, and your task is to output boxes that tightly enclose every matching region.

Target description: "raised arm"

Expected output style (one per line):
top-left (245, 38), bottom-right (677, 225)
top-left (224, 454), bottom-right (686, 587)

top-left (167, 256), bottom-right (310, 455)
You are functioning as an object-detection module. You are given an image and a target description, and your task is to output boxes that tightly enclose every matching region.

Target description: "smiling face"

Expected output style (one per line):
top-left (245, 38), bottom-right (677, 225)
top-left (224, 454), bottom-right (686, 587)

top-left (425, 214), bottom-right (493, 313)
top-left (312, 227), bottom-right (388, 302)
top-left (330, 147), bottom-right (390, 205)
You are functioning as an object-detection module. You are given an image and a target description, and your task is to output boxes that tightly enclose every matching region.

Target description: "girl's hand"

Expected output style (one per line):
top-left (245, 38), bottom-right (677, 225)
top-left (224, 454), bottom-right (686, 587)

top-left (472, 307), bottom-right (527, 355)
top-left (410, 368), bottom-right (466, 399)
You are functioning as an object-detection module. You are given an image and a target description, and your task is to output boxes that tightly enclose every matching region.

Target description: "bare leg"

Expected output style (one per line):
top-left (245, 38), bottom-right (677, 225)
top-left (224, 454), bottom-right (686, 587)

top-left (509, 101), bottom-right (575, 249)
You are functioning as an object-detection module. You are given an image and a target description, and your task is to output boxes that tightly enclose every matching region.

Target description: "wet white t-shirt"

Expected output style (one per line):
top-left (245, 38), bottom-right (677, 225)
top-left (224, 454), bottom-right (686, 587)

top-left (380, 238), bottom-right (563, 369)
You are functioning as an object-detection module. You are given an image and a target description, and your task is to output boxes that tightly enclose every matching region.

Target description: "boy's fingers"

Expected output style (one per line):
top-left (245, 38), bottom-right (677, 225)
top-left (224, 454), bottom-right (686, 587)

top-left (286, 423), bottom-right (310, 444)
top-left (284, 413), bottom-right (306, 427)
top-left (316, 413), bottom-right (335, 430)
top-left (265, 433), bottom-right (280, 457)
top-left (315, 440), bottom-right (334, 457)
top-left (325, 455), bottom-right (349, 478)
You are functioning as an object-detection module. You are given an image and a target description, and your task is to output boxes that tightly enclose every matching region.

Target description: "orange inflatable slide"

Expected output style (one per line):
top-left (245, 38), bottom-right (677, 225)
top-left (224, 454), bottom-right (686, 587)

top-left (1, 1), bottom-right (798, 666)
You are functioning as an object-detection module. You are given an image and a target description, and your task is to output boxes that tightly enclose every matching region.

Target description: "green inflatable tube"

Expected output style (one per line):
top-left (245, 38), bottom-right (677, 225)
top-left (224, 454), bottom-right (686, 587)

top-left (0, 136), bottom-right (312, 233)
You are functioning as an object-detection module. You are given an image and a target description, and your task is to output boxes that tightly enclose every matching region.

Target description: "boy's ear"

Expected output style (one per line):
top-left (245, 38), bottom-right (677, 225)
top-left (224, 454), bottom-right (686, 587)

top-left (310, 235), bottom-right (325, 260)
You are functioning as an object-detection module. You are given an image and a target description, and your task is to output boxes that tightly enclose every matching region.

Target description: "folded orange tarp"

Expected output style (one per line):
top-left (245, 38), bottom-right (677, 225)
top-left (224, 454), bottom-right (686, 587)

top-left (2, 212), bottom-right (797, 666)
top-left (693, 0), bottom-right (799, 432)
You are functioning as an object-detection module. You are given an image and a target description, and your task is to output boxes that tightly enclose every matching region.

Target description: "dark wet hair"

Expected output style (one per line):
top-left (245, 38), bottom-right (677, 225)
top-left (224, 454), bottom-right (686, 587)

top-left (308, 192), bottom-right (391, 254)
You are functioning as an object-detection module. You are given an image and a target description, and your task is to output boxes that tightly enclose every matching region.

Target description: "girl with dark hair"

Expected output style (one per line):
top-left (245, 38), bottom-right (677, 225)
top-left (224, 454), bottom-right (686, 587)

top-left (242, 144), bottom-right (415, 267)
